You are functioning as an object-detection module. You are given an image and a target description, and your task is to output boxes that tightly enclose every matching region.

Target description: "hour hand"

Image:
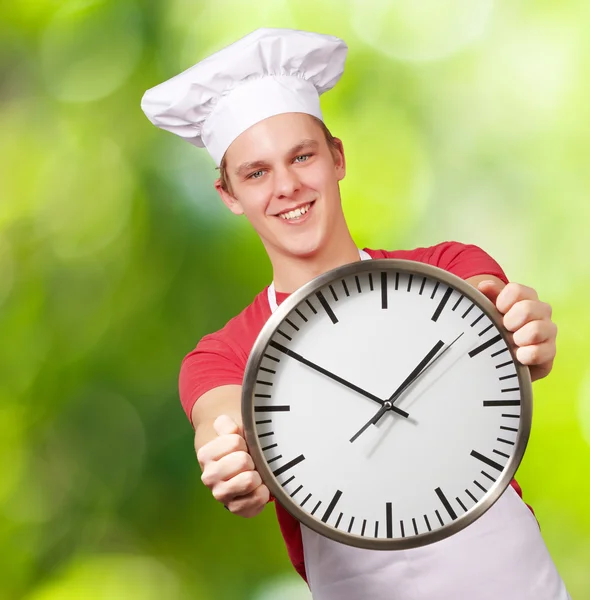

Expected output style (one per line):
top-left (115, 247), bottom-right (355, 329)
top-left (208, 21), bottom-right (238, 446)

top-left (269, 340), bottom-right (409, 419)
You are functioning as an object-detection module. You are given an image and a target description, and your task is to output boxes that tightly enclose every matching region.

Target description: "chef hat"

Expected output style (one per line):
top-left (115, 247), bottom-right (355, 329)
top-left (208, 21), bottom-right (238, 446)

top-left (141, 28), bottom-right (347, 166)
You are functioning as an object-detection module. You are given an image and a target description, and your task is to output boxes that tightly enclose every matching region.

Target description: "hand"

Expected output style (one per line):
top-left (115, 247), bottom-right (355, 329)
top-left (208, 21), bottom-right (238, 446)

top-left (478, 281), bottom-right (557, 382)
top-left (270, 340), bottom-right (410, 418)
top-left (197, 415), bottom-right (270, 518)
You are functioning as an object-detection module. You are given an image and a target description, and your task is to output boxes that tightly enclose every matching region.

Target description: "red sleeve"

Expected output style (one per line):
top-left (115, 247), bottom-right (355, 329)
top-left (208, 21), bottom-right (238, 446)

top-left (178, 334), bottom-right (245, 426)
top-left (427, 241), bottom-right (509, 284)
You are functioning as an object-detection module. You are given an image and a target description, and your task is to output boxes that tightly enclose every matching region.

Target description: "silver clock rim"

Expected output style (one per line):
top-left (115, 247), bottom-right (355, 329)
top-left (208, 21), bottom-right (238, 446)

top-left (242, 259), bottom-right (533, 551)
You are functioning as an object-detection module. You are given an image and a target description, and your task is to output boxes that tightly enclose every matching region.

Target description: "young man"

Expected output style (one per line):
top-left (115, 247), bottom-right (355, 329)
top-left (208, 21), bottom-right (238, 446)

top-left (142, 28), bottom-right (568, 600)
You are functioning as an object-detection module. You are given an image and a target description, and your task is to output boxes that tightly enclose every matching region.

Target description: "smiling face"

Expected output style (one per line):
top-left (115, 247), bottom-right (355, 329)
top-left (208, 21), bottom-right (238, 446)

top-left (215, 113), bottom-right (349, 262)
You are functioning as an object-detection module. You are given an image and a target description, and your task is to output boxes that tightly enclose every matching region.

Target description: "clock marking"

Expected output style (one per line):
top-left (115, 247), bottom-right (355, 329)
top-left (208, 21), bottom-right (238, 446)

top-left (381, 272), bottom-right (388, 309)
top-left (335, 512), bottom-right (343, 528)
top-left (419, 276), bottom-right (426, 295)
top-left (435, 487), bottom-right (458, 520)
top-left (471, 450), bottom-right (504, 471)
top-left (461, 303), bottom-right (475, 319)
top-left (277, 329), bottom-right (292, 341)
top-left (348, 516), bottom-right (355, 533)
top-left (470, 313), bottom-right (485, 327)
top-left (407, 274), bottom-right (414, 292)
top-left (500, 425), bottom-right (518, 432)
top-left (281, 476), bottom-right (295, 487)
top-left (499, 374), bottom-right (518, 381)
top-left (256, 419), bottom-right (272, 424)
top-left (435, 510), bottom-right (444, 526)
top-left (267, 454), bottom-right (282, 464)
top-left (316, 291), bottom-right (338, 323)
top-left (430, 281), bottom-right (440, 299)
top-left (256, 380), bottom-right (273, 386)
top-left (452, 294), bottom-right (464, 310)
top-left (456, 496), bottom-right (468, 512)
top-left (255, 394), bottom-right (271, 399)
top-left (254, 405), bottom-right (290, 412)
top-left (386, 502), bottom-right (393, 538)
top-left (322, 490), bottom-right (343, 523)
top-left (431, 287), bottom-right (452, 322)
top-left (342, 279), bottom-right (350, 297)
top-left (374, 522), bottom-right (379, 537)
top-left (259, 367), bottom-right (276, 374)
top-left (400, 520), bottom-right (406, 537)
top-left (474, 479), bottom-right (488, 492)
top-left (329, 284), bottom-right (338, 302)
top-left (259, 431), bottom-right (274, 438)
top-left (290, 484), bottom-right (303, 497)
top-left (305, 298), bottom-right (317, 314)
top-left (481, 470), bottom-right (496, 482)
top-left (483, 400), bottom-right (521, 407)
top-left (466, 489), bottom-right (478, 503)
top-left (479, 323), bottom-right (494, 337)
top-left (285, 318), bottom-right (299, 331)
top-left (301, 493), bottom-right (312, 507)
top-left (263, 353), bottom-right (280, 363)
top-left (273, 454), bottom-right (305, 476)
top-left (497, 437), bottom-right (515, 446)
top-left (496, 360), bottom-right (512, 369)
top-left (502, 413), bottom-right (520, 419)
top-left (368, 272), bottom-right (374, 291)
top-left (395, 271), bottom-right (399, 290)
top-left (468, 334), bottom-right (503, 358)
top-left (424, 514), bottom-right (432, 532)
top-left (361, 519), bottom-right (367, 536)
top-left (412, 518), bottom-right (418, 535)
top-left (491, 347), bottom-right (509, 357)
top-left (493, 449), bottom-right (510, 459)
top-left (295, 307), bottom-right (308, 322)
top-left (311, 501), bottom-right (322, 516)
top-left (261, 443), bottom-right (277, 451)
top-left (501, 387), bottom-right (520, 393)
top-left (355, 275), bottom-right (362, 293)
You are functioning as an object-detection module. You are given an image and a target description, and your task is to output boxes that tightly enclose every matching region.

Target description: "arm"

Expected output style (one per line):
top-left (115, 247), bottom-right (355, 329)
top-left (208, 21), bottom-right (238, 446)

top-left (192, 385), bottom-right (270, 518)
top-left (465, 275), bottom-right (557, 382)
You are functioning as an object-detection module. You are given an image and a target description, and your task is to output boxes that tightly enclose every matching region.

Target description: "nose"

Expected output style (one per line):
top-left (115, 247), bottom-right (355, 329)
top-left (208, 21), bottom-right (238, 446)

top-left (273, 164), bottom-right (301, 199)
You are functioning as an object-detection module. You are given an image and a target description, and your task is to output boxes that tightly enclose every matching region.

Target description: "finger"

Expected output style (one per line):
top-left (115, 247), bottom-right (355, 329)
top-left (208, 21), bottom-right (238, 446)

top-left (213, 414), bottom-right (242, 437)
top-left (477, 280), bottom-right (504, 307)
top-left (503, 300), bottom-right (553, 332)
top-left (212, 470), bottom-right (263, 504)
top-left (512, 320), bottom-right (556, 348)
top-left (215, 450), bottom-right (256, 481)
top-left (226, 483), bottom-right (270, 518)
top-left (197, 432), bottom-right (248, 467)
top-left (496, 283), bottom-right (538, 315)
top-left (516, 340), bottom-right (556, 367)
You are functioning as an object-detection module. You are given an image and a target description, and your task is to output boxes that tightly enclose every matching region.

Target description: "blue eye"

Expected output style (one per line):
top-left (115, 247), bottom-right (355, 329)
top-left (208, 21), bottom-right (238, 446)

top-left (248, 170), bottom-right (264, 179)
top-left (295, 154), bottom-right (311, 163)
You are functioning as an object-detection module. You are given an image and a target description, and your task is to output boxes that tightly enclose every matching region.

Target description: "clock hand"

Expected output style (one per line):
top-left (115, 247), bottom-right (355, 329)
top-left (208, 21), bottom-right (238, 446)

top-left (269, 340), bottom-right (410, 419)
top-left (350, 333), bottom-right (465, 442)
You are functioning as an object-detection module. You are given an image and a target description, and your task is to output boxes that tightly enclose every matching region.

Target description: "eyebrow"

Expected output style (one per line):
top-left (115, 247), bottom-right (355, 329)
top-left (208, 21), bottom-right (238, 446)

top-left (234, 139), bottom-right (320, 177)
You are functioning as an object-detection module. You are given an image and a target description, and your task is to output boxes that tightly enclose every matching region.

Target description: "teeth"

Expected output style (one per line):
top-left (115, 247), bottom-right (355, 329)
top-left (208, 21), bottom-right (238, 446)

top-left (279, 203), bottom-right (311, 220)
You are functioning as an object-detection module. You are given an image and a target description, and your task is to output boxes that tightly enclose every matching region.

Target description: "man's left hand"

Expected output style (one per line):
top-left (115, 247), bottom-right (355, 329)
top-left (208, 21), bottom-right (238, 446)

top-left (476, 280), bottom-right (557, 382)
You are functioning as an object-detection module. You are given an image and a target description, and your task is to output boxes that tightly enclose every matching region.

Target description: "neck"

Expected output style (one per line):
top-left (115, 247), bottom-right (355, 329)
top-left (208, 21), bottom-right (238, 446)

top-left (269, 233), bottom-right (360, 294)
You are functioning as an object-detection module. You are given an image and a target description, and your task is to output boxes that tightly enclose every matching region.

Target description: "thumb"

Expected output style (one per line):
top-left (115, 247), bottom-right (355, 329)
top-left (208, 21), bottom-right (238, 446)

top-left (477, 280), bottom-right (503, 309)
top-left (213, 414), bottom-right (242, 437)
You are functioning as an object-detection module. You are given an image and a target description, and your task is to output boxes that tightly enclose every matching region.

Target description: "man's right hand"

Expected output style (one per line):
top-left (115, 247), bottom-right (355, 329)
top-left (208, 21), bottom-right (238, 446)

top-left (196, 414), bottom-right (270, 518)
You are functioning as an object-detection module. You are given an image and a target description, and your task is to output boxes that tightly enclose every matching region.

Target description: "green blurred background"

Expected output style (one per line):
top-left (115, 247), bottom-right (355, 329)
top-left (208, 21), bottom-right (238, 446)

top-left (1, 0), bottom-right (589, 598)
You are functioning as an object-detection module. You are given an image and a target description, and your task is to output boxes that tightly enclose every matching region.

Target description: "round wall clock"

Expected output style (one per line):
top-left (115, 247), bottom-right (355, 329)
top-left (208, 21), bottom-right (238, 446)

top-left (242, 260), bottom-right (532, 550)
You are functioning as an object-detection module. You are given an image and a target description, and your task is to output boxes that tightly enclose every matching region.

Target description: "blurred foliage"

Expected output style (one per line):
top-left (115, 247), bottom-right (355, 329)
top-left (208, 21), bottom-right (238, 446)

top-left (1, 0), bottom-right (589, 598)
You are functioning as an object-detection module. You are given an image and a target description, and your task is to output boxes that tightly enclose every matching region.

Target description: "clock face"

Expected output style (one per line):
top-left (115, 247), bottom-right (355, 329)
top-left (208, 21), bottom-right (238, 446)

top-left (242, 260), bottom-right (531, 550)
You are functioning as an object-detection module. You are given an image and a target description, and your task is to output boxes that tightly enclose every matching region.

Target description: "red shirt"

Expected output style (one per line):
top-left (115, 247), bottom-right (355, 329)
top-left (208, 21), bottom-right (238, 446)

top-left (179, 241), bottom-right (529, 582)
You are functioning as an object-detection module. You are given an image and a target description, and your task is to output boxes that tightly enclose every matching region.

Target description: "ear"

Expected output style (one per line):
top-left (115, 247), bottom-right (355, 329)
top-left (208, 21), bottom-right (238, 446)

top-left (214, 179), bottom-right (244, 215)
top-left (333, 138), bottom-right (346, 182)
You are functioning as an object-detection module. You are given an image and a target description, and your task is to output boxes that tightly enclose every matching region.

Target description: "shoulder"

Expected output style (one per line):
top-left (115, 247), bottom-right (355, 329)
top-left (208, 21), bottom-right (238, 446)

top-left (364, 241), bottom-right (508, 283)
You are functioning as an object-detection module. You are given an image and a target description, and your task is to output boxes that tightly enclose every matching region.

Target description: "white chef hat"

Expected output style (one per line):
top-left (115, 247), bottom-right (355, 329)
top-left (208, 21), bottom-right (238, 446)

top-left (140, 28), bottom-right (347, 166)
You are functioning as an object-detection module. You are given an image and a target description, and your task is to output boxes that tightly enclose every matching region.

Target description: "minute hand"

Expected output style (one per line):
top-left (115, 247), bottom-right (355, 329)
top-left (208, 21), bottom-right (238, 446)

top-left (269, 340), bottom-right (409, 419)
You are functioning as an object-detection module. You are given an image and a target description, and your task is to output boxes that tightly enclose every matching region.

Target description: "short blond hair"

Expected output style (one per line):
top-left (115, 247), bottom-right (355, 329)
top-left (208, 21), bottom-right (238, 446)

top-left (218, 116), bottom-right (340, 195)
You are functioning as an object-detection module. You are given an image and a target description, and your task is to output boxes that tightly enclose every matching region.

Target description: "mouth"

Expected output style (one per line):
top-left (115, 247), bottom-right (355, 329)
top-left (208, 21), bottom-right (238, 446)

top-left (275, 201), bottom-right (315, 223)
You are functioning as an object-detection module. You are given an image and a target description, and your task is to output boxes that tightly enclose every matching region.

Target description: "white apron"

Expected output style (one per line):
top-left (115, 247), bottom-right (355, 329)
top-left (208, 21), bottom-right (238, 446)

top-left (267, 250), bottom-right (570, 600)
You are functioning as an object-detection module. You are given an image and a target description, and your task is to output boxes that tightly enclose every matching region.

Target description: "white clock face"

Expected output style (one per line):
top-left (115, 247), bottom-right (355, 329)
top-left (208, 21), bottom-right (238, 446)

top-left (243, 260), bottom-right (531, 550)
